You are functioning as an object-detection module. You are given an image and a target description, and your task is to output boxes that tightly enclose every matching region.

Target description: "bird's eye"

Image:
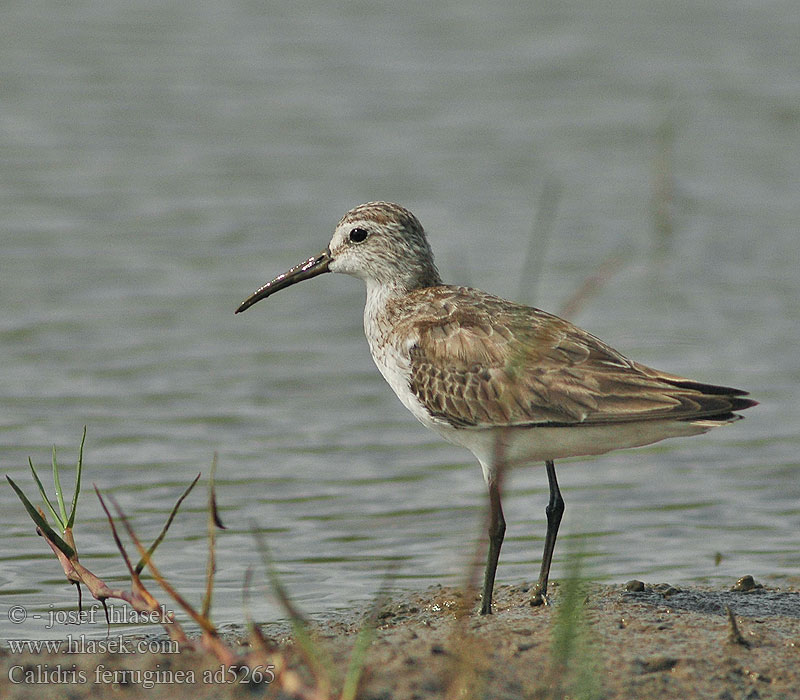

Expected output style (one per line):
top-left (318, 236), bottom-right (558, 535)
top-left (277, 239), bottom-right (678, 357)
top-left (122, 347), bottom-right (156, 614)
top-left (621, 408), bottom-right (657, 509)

top-left (349, 228), bottom-right (368, 243)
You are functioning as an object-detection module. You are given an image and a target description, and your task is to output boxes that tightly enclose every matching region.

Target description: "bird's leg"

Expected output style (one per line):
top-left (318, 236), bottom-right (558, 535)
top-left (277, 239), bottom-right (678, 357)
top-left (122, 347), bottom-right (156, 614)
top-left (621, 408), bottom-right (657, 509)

top-left (531, 460), bottom-right (564, 606)
top-left (480, 476), bottom-right (506, 615)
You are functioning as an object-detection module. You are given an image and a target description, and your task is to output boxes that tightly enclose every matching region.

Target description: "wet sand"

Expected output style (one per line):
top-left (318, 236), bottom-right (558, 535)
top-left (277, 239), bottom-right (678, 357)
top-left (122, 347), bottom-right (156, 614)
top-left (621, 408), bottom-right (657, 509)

top-left (2, 579), bottom-right (799, 699)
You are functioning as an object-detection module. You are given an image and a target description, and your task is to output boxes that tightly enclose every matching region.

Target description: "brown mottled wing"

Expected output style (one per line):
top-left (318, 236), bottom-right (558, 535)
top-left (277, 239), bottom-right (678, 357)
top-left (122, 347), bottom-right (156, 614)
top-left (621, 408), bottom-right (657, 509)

top-left (397, 286), bottom-right (753, 429)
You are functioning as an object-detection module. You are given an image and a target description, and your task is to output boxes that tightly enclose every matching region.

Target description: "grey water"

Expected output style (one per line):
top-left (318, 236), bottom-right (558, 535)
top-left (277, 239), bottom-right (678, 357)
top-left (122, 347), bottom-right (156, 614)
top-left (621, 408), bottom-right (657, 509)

top-left (2, 0), bottom-right (799, 641)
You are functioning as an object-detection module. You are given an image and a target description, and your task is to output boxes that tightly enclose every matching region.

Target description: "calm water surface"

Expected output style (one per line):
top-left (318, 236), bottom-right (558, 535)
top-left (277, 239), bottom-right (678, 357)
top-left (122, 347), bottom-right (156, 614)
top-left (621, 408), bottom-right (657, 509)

top-left (2, 0), bottom-right (799, 640)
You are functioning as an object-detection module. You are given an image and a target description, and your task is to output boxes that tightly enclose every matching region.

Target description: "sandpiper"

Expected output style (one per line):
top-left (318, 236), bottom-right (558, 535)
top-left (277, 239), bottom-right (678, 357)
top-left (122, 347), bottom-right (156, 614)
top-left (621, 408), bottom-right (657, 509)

top-left (236, 201), bottom-right (756, 614)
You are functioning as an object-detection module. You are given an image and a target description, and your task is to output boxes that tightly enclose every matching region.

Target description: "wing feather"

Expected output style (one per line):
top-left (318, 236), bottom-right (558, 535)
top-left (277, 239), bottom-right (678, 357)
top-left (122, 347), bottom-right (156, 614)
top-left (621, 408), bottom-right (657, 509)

top-left (388, 286), bottom-right (754, 429)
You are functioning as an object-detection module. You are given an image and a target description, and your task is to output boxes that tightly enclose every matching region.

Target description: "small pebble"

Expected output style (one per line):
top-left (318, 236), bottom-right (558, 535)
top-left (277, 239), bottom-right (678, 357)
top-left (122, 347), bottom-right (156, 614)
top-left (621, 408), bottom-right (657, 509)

top-left (634, 656), bottom-right (679, 674)
top-left (651, 583), bottom-right (680, 597)
top-left (731, 575), bottom-right (763, 592)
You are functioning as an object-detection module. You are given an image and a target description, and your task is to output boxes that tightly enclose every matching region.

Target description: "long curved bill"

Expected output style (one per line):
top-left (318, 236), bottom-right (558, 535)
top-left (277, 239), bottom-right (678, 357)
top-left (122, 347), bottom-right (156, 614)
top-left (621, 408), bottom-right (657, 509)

top-left (235, 249), bottom-right (331, 314)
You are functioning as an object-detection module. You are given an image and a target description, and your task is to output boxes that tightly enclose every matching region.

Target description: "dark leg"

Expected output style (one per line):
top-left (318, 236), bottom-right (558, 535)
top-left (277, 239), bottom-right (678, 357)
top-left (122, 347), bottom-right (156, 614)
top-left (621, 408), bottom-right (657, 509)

top-left (531, 460), bottom-right (564, 606)
top-left (480, 477), bottom-right (506, 615)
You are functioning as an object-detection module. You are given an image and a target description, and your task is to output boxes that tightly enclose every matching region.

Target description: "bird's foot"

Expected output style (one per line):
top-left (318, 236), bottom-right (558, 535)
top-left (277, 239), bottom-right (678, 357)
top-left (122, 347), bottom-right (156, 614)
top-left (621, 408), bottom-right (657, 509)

top-left (529, 585), bottom-right (551, 607)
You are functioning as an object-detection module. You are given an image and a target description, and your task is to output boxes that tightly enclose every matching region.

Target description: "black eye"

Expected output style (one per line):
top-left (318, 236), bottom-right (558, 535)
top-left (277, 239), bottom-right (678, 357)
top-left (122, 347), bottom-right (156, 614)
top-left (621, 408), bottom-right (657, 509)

top-left (349, 227), bottom-right (368, 243)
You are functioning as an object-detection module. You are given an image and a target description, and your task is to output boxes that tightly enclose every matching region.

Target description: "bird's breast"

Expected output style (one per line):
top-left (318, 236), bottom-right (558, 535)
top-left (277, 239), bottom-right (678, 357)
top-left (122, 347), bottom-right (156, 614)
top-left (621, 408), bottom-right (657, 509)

top-left (363, 309), bottom-right (445, 432)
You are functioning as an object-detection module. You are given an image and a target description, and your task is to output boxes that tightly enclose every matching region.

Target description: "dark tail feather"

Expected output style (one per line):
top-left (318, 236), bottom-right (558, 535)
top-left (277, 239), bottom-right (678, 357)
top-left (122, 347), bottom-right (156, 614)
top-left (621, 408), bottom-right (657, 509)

top-left (664, 379), bottom-right (758, 419)
top-left (728, 396), bottom-right (759, 412)
top-left (664, 378), bottom-right (750, 397)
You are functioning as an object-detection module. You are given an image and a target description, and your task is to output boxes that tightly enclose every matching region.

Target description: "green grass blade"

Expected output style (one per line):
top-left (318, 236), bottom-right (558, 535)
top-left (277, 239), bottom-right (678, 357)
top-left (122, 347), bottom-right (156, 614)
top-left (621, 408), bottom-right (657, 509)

top-left (342, 570), bottom-right (393, 700)
top-left (28, 458), bottom-right (62, 528)
top-left (52, 445), bottom-right (69, 526)
top-left (252, 527), bottom-right (334, 687)
top-left (6, 475), bottom-right (76, 559)
top-left (548, 540), bottom-right (604, 700)
top-left (66, 426), bottom-right (86, 529)
top-left (340, 620), bottom-right (376, 700)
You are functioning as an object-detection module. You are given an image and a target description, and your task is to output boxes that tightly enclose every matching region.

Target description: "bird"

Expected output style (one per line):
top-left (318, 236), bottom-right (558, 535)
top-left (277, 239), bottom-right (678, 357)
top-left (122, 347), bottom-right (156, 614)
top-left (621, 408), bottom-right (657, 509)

top-left (235, 201), bottom-right (756, 615)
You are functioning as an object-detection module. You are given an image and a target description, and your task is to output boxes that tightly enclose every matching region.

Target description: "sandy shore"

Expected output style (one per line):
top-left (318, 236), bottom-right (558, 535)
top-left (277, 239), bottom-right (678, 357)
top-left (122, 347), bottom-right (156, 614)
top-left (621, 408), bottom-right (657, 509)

top-left (2, 578), bottom-right (799, 699)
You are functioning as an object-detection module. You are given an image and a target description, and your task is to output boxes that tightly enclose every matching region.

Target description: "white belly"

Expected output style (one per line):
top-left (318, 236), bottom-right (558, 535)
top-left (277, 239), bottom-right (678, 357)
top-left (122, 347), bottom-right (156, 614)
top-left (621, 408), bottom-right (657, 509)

top-left (441, 419), bottom-right (713, 482)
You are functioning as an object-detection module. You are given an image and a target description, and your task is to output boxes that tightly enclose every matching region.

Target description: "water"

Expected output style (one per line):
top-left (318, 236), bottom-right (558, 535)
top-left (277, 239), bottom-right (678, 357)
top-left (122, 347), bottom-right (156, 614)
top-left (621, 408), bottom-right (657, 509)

top-left (2, 0), bottom-right (799, 641)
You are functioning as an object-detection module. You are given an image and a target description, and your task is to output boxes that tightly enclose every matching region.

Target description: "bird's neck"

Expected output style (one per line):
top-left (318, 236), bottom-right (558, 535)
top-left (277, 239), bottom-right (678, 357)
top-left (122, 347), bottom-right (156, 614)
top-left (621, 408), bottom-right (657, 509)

top-left (364, 279), bottom-right (409, 324)
top-left (363, 268), bottom-right (442, 342)
top-left (364, 264), bottom-right (442, 311)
